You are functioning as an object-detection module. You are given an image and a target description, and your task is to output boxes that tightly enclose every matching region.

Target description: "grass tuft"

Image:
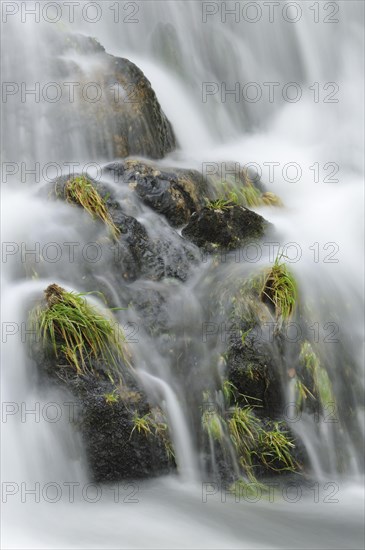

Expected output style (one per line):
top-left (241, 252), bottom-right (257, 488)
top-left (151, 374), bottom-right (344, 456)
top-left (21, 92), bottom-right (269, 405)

top-left (300, 341), bottom-right (335, 409)
top-left (261, 256), bottom-right (298, 320)
top-left (295, 378), bottom-right (315, 409)
top-left (261, 192), bottom-right (283, 207)
top-left (65, 176), bottom-right (120, 238)
top-left (130, 409), bottom-right (175, 461)
top-left (256, 421), bottom-right (298, 472)
top-left (104, 391), bottom-right (120, 405)
top-left (131, 412), bottom-right (153, 436)
top-left (227, 406), bottom-right (298, 480)
top-left (235, 186), bottom-right (262, 208)
top-left (202, 408), bottom-right (226, 442)
top-left (208, 178), bottom-right (283, 210)
top-left (30, 284), bottom-right (127, 377)
top-left (228, 406), bottom-right (262, 481)
top-left (206, 197), bottom-right (234, 211)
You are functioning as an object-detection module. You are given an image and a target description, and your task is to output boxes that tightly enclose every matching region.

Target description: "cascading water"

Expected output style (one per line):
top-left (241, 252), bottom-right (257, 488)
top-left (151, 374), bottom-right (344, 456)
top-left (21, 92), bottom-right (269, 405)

top-left (1, 1), bottom-right (364, 548)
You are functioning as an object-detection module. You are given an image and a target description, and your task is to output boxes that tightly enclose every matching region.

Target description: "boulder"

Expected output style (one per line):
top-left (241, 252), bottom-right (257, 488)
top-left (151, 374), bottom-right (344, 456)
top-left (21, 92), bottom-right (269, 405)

top-left (47, 31), bottom-right (177, 160)
top-left (30, 285), bottom-right (175, 482)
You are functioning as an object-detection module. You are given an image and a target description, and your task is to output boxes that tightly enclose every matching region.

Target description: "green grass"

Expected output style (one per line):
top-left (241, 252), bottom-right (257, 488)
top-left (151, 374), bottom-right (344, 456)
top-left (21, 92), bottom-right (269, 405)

top-left (202, 408), bottom-right (226, 441)
top-left (131, 412), bottom-right (153, 436)
top-left (206, 197), bottom-right (234, 211)
top-left (104, 391), bottom-right (120, 405)
top-left (65, 176), bottom-right (120, 239)
top-left (228, 406), bottom-right (262, 481)
top-left (130, 409), bottom-right (175, 461)
top-left (30, 284), bottom-right (127, 377)
top-left (300, 341), bottom-right (335, 408)
top-left (256, 422), bottom-right (298, 472)
top-left (295, 378), bottom-right (315, 409)
top-left (222, 380), bottom-right (237, 405)
top-left (227, 406), bottom-right (298, 480)
top-left (208, 178), bottom-right (283, 211)
top-left (235, 186), bottom-right (262, 208)
top-left (240, 328), bottom-right (252, 346)
top-left (261, 192), bottom-right (283, 207)
top-left (260, 256), bottom-right (298, 320)
top-left (201, 381), bottom-right (298, 482)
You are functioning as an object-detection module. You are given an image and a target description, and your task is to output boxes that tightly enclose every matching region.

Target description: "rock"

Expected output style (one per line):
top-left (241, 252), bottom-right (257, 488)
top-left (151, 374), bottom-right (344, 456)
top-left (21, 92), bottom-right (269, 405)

top-left (30, 288), bottom-right (175, 482)
top-left (181, 204), bottom-right (268, 252)
top-left (69, 377), bottom-right (173, 481)
top-left (47, 31), bottom-right (177, 160)
top-left (43, 174), bottom-right (197, 283)
top-left (104, 159), bottom-right (213, 227)
top-left (226, 322), bottom-right (285, 418)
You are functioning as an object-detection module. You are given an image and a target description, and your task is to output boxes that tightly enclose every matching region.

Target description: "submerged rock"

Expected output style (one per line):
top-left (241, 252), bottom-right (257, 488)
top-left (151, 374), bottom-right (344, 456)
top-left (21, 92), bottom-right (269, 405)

top-left (181, 204), bottom-right (268, 252)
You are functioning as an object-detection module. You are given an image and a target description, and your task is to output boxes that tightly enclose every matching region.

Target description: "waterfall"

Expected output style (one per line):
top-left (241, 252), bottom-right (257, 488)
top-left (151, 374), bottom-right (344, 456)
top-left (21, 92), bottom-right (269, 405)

top-left (1, 1), bottom-right (364, 548)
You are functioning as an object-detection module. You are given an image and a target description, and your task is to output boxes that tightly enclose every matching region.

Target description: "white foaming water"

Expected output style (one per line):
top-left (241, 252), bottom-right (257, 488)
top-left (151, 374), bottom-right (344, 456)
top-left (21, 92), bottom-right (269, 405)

top-left (1, 1), bottom-right (364, 548)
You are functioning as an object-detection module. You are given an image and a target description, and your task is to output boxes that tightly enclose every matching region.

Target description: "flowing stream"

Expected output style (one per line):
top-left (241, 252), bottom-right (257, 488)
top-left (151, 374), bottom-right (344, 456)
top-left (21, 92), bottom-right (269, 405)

top-left (1, 1), bottom-right (364, 548)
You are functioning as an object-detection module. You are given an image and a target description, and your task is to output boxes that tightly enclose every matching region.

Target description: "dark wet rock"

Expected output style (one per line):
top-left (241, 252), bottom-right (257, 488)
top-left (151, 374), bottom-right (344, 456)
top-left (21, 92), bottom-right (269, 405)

top-left (226, 322), bottom-right (285, 418)
top-left (104, 159), bottom-right (213, 227)
top-left (46, 31), bottom-right (177, 160)
top-left (182, 204), bottom-right (268, 252)
top-left (71, 377), bottom-right (173, 481)
top-left (31, 327), bottom-right (174, 482)
top-left (43, 174), bottom-right (198, 283)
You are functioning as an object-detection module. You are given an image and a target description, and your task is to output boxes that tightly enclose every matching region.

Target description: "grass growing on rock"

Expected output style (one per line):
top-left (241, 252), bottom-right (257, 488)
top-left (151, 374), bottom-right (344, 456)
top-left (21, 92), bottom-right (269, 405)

top-left (300, 341), bottom-right (335, 409)
top-left (228, 405), bottom-right (262, 481)
top-left (260, 256), bottom-right (298, 320)
top-left (202, 408), bottom-right (226, 442)
top-left (207, 179), bottom-right (283, 210)
top-left (201, 382), bottom-right (299, 482)
top-left (257, 421), bottom-right (297, 472)
top-left (130, 408), bottom-right (175, 461)
top-left (131, 412), bottom-right (153, 436)
top-left (206, 197), bottom-right (235, 211)
top-left (295, 378), bottom-right (315, 409)
top-left (65, 176), bottom-right (120, 238)
top-left (30, 284), bottom-right (127, 377)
